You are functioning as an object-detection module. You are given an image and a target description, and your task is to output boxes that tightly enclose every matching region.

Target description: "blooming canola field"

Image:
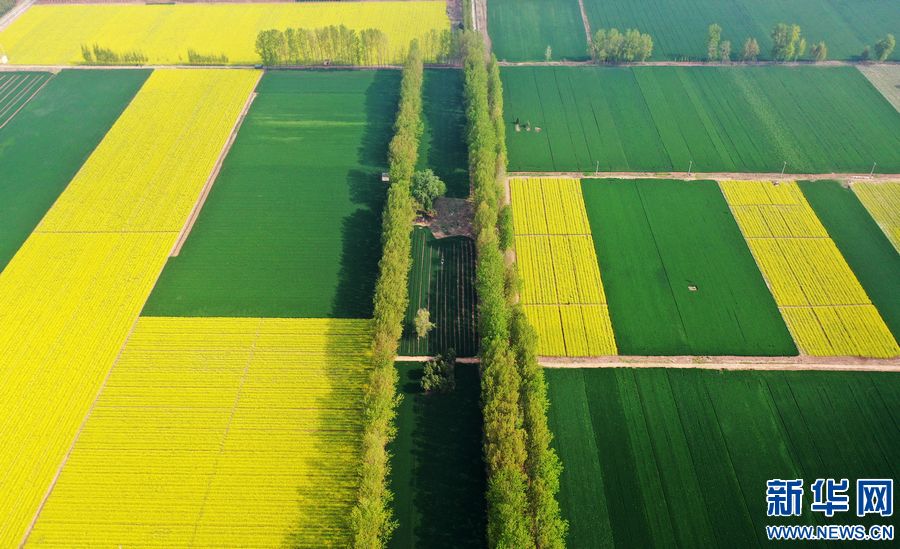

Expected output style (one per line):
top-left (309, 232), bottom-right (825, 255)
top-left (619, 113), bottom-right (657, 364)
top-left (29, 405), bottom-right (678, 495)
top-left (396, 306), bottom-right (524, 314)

top-left (0, 69), bottom-right (258, 546)
top-left (720, 180), bottom-right (899, 358)
top-left (0, 2), bottom-right (450, 65)
top-left (512, 177), bottom-right (617, 356)
top-left (28, 317), bottom-right (372, 547)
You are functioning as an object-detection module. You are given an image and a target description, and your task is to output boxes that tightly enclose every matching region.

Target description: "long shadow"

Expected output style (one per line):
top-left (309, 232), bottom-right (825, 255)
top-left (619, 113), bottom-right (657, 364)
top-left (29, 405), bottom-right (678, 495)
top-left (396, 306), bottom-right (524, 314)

top-left (331, 70), bottom-right (400, 318)
top-left (390, 363), bottom-right (487, 548)
top-left (421, 70), bottom-right (469, 198)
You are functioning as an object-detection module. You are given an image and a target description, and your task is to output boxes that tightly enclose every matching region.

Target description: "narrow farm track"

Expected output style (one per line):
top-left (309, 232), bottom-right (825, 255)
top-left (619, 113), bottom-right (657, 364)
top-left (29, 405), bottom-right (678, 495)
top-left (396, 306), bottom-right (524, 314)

top-left (541, 355), bottom-right (900, 372)
top-left (510, 171), bottom-right (900, 182)
top-left (498, 59), bottom-right (900, 68)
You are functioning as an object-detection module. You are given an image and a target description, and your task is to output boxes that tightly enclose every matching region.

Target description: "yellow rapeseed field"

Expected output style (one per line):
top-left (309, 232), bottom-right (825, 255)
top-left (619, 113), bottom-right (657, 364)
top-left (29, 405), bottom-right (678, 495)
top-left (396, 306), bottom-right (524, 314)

top-left (721, 180), bottom-right (899, 358)
top-left (0, 2), bottom-right (449, 65)
top-left (0, 69), bottom-right (258, 546)
top-left (28, 317), bottom-right (372, 547)
top-left (511, 177), bottom-right (617, 356)
top-left (852, 181), bottom-right (900, 253)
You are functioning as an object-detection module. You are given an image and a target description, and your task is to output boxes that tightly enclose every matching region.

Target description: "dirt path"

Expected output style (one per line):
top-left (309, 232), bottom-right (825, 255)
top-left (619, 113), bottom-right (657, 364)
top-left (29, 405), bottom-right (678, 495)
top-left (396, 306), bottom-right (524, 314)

top-left (541, 355), bottom-right (900, 372)
top-left (576, 0), bottom-right (591, 48)
top-left (509, 171), bottom-right (900, 181)
top-left (172, 81), bottom-right (260, 257)
top-left (498, 59), bottom-right (899, 68)
top-left (0, 0), bottom-right (34, 32)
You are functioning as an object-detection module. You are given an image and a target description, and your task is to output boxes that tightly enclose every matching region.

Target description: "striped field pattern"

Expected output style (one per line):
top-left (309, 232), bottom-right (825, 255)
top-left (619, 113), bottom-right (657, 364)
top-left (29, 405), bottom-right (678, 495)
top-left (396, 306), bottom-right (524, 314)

top-left (511, 177), bottom-right (617, 356)
top-left (852, 181), bottom-right (900, 254)
top-left (720, 180), bottom-right (898, 358)
top-left (0, 69), bottom-right (258, 546)
top-left (0, 72), bottom-right (52, 128)
top-left (28, 317), bottom-right (372, 547)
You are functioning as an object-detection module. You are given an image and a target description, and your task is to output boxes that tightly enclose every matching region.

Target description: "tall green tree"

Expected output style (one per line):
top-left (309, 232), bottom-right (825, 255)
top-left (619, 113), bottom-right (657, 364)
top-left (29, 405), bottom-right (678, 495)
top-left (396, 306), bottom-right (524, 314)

top-left (719, 40), bottom-right (731, 62)
top-left (810, 41), bottom-right (828, 62)
top-left (874, 34), bottom-right (895, 61)
top-left (707, 23), bottom-right (722, 61)
top-left (742, 37), bottom-right (760, 62)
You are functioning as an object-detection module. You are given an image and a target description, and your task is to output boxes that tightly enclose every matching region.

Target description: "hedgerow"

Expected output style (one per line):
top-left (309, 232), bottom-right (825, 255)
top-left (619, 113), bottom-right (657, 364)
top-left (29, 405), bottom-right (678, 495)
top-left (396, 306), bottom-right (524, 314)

top-left (462, 29), bottom-right (568, 549)
top-left (350, 40), bottom-right (423, 549)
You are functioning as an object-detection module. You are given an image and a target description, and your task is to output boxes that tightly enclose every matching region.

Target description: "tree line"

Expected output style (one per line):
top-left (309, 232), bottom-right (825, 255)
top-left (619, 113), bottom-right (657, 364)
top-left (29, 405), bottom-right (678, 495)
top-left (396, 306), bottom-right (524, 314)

top-left (462, 29), bottom-right (567, 548)
top-left (589, 28), bottom-right (653, 63)
top-left (707, 22), bottom-right (895, 63)
top-left (255, 26), bottom-right (456, 66)
top-left (80, 44), bottom-right (147, 65)
top-left (349, 41), bottom-right (423, 548)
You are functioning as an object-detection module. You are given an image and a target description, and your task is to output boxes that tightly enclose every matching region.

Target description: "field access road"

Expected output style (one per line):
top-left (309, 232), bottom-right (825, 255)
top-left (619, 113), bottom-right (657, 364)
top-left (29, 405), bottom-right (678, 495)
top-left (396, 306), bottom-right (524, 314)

top-left (509, 171), bottom-right (900, 182)
top-left (396, 355), bottom-right (900, 372)
top-left (497, 59), bottom-right (900, 67)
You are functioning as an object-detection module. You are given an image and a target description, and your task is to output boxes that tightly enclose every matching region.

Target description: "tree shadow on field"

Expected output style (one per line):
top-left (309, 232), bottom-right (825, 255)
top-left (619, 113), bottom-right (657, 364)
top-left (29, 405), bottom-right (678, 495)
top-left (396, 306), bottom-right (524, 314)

top-left (330, 70), bottom-right (399, 318)
top-left (404, 364), bottom-right (487, 548)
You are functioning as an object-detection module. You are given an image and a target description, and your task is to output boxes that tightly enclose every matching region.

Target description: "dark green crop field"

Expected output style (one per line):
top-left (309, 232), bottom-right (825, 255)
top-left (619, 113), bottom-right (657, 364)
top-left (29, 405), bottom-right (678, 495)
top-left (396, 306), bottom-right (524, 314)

top-left (488, 0), bottom-right (589, 62)
top-left (503, 66), bottom-right (900, 174)
top-left (0, 69), bottom-right (149, 272)
top-left (389, 362), bottom-right (486, 549)
top-left (420, 69), bottom-right (469, 198)
top-left (582, 179), bottom-right (795, 356)
top-left (583, 0), bottom-right (900, 61)
top-left (548, 368), bottom-right (900, 548)
top-left (399, 227), bottom-right (477, 357)
top-left (801, 181), bottom-right (900, 340)
top-left (144, 70), bottom-right (398, 318)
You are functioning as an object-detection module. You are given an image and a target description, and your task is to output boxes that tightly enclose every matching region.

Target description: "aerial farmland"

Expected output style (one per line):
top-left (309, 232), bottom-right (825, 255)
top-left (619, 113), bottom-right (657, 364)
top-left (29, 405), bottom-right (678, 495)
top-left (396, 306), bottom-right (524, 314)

top-left (0, 0), bottom-right (897, 547)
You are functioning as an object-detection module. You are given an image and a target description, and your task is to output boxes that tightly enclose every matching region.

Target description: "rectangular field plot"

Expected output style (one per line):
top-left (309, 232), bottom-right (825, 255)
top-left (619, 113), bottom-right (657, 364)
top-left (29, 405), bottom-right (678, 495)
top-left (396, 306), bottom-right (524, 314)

top-left (0, 69), bottom-right (258, 546)
top-left (583, 0), bottom-right (899, 61)
top-left (547, 368), bottom-right (900, 548)
top-left (389, 362), bottom-right (486, 548)
top-left (488, 0), bottom-right (589, 62)
top-left (419, 69), bottom-right (469, 198)
top-left (144, 70), bottom-right (398, 318)
top-left (0, 2), bottom-right (449, 65)
top-left (503, 66), bottom-right (900, 174)
top-left (0, 69), bottom-right (148, 271)
top-left (511, 177), bottom-right (616, 356)
top-left (853, 181), bottom-right (900, 253)
top-left (400, 228), bottom-right (477, 357)
top-left (802, 181), bottom-right (900, 342)
top-left (858, 65), bottom-right (900, 112)
top-left (0, 71), bottom-right (51, 128)
top-left (721, 180), bottom-right (898, 358)
top-left (583, 179), bottom-right (795, 356)
top-left (28, 318), bottom-right (372, 547)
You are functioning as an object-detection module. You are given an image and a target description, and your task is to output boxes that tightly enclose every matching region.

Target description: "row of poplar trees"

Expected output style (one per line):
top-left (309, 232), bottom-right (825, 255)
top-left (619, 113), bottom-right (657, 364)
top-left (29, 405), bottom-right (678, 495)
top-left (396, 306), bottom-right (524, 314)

top-left (460, 22), bottom-right (568, 548)
top-left (349, 42), bottom-right (424, 547)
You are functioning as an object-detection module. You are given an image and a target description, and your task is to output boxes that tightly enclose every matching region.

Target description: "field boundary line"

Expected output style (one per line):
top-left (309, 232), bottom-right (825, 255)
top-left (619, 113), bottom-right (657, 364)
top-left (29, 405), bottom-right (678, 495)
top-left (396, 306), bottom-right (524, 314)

top-left (576, 0), bottom-right (592, 48)
top-left (19, 293), bottom-right (146, 547)
top-left (0, 0), bottom-right (34, 32)
top-left (171, 79), bottom-right (260, 257)
top-left (510, 171), bottom-right (900, 181)
top-left (498, 60), bottom-right (900, 68)
top-left (541, 356), bottom-right (900, 371)
top-left (0, 72), bottom-right (53, 130)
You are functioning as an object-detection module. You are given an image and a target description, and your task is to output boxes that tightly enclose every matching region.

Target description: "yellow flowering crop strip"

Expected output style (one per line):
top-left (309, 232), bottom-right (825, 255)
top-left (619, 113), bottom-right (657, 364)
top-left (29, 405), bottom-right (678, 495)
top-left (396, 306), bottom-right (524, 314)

top-left (720, 180), bottom-right (899, 358)
top-left (0, 2), bottom-right (449, 65)
top-left (28, 317), bottom-right (373, 547)
top-left (852, 181), bottom-right (900, 253)
top-left (0, 69), bottom-right (258, 546)
top-left (510, 177), bottom-right (617, 356)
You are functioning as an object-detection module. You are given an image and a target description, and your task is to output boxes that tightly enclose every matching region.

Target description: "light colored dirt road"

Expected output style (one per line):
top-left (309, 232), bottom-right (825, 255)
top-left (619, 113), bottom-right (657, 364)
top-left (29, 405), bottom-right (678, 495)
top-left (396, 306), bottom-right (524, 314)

top-left (510, 171), bottom-right (900, 181)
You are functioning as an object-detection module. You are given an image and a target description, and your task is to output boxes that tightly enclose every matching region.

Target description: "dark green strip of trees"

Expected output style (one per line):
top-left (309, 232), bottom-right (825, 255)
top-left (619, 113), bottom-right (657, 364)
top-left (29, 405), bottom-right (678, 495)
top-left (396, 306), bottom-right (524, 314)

top-left (461, 30), bottom-right (567, 548)
top-left (349, 41), bottom-right (423, 549)
top-left (256, 26), bottom-right (454, 66)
